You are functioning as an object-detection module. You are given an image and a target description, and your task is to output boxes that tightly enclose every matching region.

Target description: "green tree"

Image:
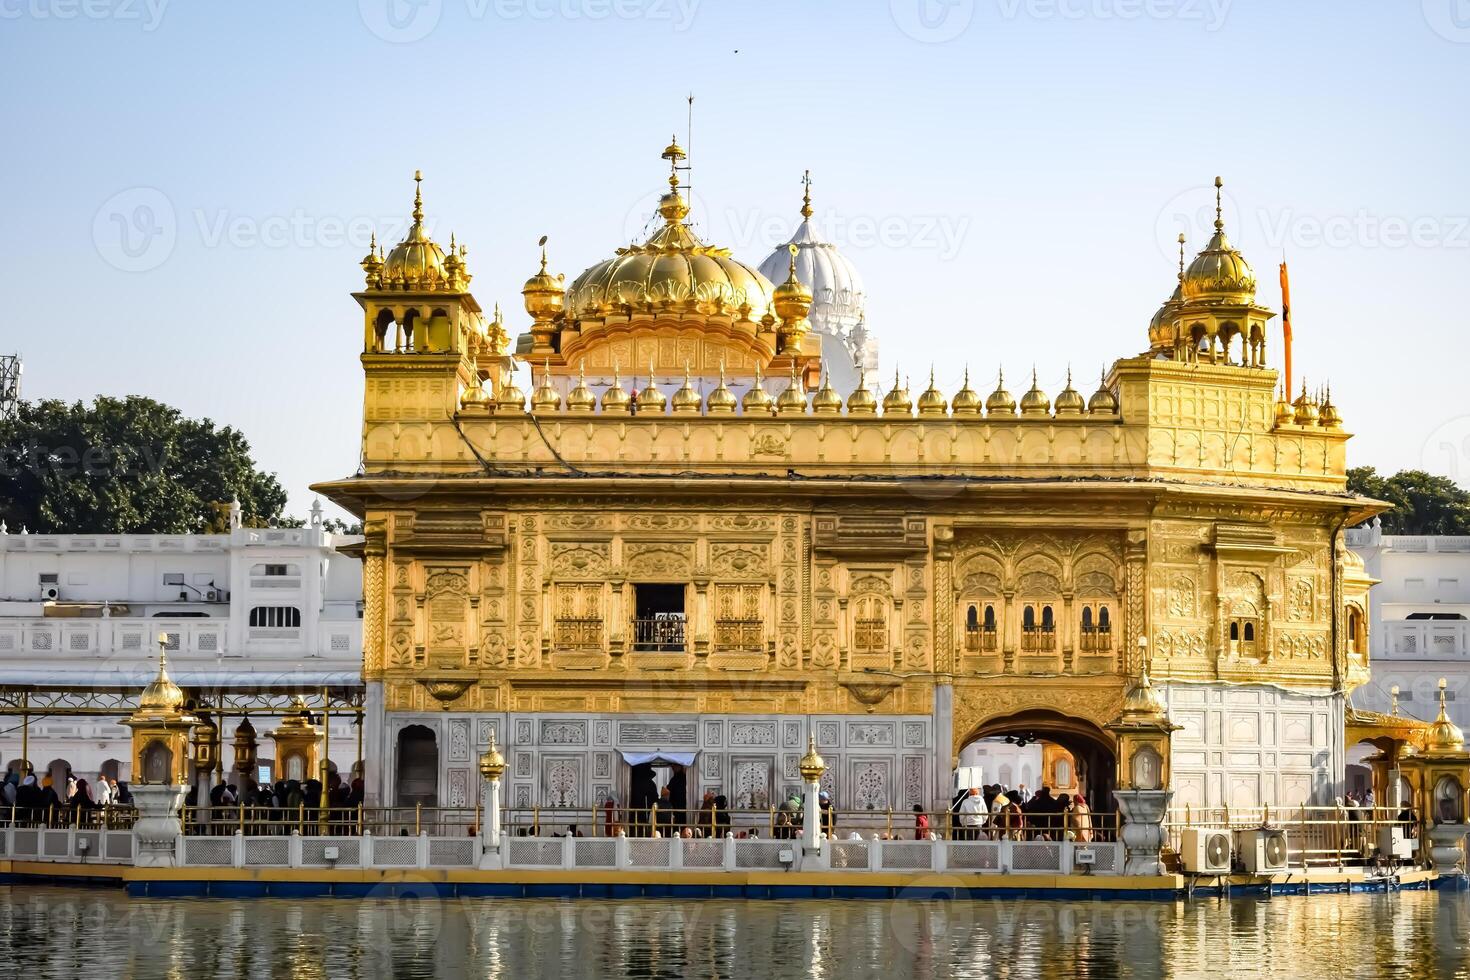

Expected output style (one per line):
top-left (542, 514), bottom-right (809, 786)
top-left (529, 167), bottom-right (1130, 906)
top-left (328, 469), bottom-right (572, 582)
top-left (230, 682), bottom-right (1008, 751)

top-left (1347, 466), bottom-right (1470, 535)
top-left (0, 396), bottom-right (287, 533)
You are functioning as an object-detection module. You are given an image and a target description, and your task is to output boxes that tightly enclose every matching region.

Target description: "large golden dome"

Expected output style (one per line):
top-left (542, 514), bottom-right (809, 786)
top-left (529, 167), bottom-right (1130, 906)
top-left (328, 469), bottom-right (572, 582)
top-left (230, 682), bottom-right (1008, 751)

top-left (563, 142), bottom-right (776, 320)
top-left (380, 171), bottom-right (450, 290)
top-left (1181, 179), bottom-right (1256, 303)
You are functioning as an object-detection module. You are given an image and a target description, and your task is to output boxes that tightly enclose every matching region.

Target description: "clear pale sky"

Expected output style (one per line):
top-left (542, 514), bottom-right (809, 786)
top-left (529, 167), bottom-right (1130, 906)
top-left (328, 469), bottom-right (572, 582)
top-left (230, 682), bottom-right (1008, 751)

top-left (3, 1), bottom-right (1467, 520)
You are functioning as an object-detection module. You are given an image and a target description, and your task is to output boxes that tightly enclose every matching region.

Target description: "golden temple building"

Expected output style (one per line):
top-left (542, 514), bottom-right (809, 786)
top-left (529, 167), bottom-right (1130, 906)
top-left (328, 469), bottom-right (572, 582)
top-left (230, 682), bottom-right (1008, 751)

top-left (316, 148), bottom-right (1379, 817)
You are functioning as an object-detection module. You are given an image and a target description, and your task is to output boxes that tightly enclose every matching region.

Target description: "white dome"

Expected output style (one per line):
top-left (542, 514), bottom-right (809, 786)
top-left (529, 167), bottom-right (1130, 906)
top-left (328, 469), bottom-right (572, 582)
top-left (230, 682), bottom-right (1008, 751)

top-left (758, 216), bottom-right (874, 393)
top-left (758, 218), bottom-right (867, 329)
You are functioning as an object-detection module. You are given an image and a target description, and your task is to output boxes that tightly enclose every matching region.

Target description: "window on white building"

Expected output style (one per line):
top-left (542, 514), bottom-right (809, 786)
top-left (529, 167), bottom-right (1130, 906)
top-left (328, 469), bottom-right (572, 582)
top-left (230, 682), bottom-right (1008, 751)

top-left (1406, 578), bottom-right (1425, 590)
top-left (248, 606), bottom-right (301, 629)
top-left (1440, 578), bottom-right (1460, 591)
top-left (163, 573), bottom-right (185, 586)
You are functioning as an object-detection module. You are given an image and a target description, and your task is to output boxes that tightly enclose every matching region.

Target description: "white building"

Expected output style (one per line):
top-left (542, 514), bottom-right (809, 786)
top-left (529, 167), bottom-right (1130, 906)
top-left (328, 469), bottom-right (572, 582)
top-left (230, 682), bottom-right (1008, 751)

top-left (1347, 522), bottom-right (1470, 795)
top-left (0, 512), bottom-right (363, 788)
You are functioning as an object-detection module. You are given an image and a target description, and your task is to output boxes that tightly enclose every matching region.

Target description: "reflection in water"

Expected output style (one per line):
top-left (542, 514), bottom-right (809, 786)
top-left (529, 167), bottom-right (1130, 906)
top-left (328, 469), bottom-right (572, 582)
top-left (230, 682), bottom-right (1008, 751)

top-left (0, 887), bottom-right (1467, 979)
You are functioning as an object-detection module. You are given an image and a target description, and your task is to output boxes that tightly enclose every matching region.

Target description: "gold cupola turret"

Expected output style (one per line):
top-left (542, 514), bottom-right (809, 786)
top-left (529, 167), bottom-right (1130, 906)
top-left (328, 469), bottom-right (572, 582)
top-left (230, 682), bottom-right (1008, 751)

top-left (1274, 385), bottom-right (1295, 427)
top-left (1148, 234), bottom-right (1186, 355)
top-left (1427, 678), bottom-right (1467, 753)
top-left (951, 366), bottom-right (981, 416)
top-left (566, 363), bottom-right (596, 413)
top-left (986, 369), bottom-right (1016, 416)
top-left (442, 233), bottom-right (472, 291)
top-left (1182, 178), bottom-right (1256, 304)
top-left (601, 363), bottom-right (633, 413)
top-left (1087, 371), bottom-right (1118, 416)
top-left (777, 363), bottom-right (809, 416)
top-left (522, 237), bottom-right (566, 356)
top-left (706, 362), bottom-right (738, 415)
top-left (812, 368), bottom-right (843, 415)
top-left (672, 363), bottom-right (703, 414)
top-left (742, 363), bottom-right (774, 415)
top-left (772, 243), bottom-right (814, 355)
top-left (459, 371), bottom-right (492, 411)
top-left (1019, 369), bottom-right (1050, 417)
top-left (379, 171), bottom-right (449, 291)
top-left (360, 232), bottom-right (384, 290)
top-left (636, 361), bottom-right (667, 414)
top-left (530, 360), bottom-right (561, 414)
top-left (1054, 368), bottom-right (1086, 416)
top-left (882, 370), bottom-right (913, 416)
top-left (1318, 385), bottom-right (1342, 430)
top-left (1292, 380), bottom-right (1318, 426)
top-left (917, 368), bottom-right (948, 417)
top-left (496, 367), bottom-right (527, 413)
top-left (847, 368), bottom-right (878, 416)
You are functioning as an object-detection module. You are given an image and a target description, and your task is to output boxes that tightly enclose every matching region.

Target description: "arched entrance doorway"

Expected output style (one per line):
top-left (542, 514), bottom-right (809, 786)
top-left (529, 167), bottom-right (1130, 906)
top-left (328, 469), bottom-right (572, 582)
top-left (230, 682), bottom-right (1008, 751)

top-left (958, 710), bottom-right (1117, 814)
top-left (395, 725), bottom-right (438, 806)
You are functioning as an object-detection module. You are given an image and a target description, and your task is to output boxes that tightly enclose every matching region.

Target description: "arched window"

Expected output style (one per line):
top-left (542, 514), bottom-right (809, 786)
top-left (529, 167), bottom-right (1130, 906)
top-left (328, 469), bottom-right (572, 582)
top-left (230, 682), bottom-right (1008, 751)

top-left (1023, 606), bottom-right (1036, 630)
top-left (1243, 622), bottom-right (1255, 642)
top-left (1348, 609), bottom-right (1364, 655)
top-left (1041, 606), bottom-right (1054, 630)
top-left (1081, 607), bottom-right (1093, 630)
top-left (1230, 622), bottom-right (1239, 641)
top-left (966, 605), bottom-right (979, 630)
top-left (396, 725), bottom-right (439, 807)
top-left (853, 596), bottom-right (888, 654)
top-left (140, 741), bottom-right (173, 785)
top-left (1099, 607), bottom-right (1110, 631)
top-left (983, 605), bottom-right (996, 630)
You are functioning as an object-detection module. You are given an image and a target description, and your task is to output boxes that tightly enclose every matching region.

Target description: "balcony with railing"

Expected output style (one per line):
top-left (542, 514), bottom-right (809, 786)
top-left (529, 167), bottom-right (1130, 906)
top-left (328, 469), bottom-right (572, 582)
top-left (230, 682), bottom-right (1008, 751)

top-left (1380, 620), bottom-right (1470, 659)
top-left (631, 616), bottom-right (686, 653)
top-left (713, 619), bottom-right (763, 651)
top-left (964, 626), bottom-right (999, 652)
top-left (1020, 626), bottom-right (1056, 652)
top-left (1079, 626), bottom-right (1113, 652)
top-left (553, 618), bottom-right (604, 650)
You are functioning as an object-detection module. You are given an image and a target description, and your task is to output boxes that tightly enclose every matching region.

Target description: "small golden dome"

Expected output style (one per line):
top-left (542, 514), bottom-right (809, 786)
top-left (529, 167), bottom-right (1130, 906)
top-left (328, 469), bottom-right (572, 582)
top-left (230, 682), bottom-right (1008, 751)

top-left (1054, 368), bottom-right (1086, 416)
top-left (777, 364), bottom-right (808, 416)
top-left (798, 734), bottom-right (827, 782)
top-left (883, 370), bottom-right (913, 416)
top-left (1181, 179), bottom-right (1256, 303)
top-left (1426, 678), bottom-right (1466, 753)
top-left (1318, 386), bottom-right (1342, 429)
top-left (742, 364), bottom-right (774, 415)
top-left (986, 370), bottom-right (1016, 416)
top-left (951, 367), bottom-right (981, 416)
top-left (442, 234), bottom-right (472, 290)
top-left (772, 244), bottom-right (814, 324)
top-left (706, 362), bottom-right (738, 414)
top-left (566, 363), bottom-right (596, 412)
top-left (1088, 372), bottom-right (1118, 415)
top-left (812, 368), bottom-right (843, 415)
top-left (1292, 381), bottom-right (1318, 426)
top-left (917, 368), bottom-right (948, 416)
top-left (484, 303), bottom-right (511, 356)
top-left (1148, 235), bottom-right (1187, 353)
top-left (601, 365), bottom-right (633, 413)
top-left (847, 369), bottom-right (878, 416)
top-left (636, 362), bottom-right (667, 414)
top-left (478, 731), bottom-right (506, 780)
top-left (530, 361), bottom-right (561, 413)
top-left (497, 373), bottom-right (526, 413)
top-left (360, 232), bottom-right (384, 289)
top-left (522, 241), bottom-right (566, 321)
top-left (672, 364), bottom-right (703, 414)
top-left (1019, 369), bottom-right (1050, 417)
top-left (1119, 668), bottom-right (1169, 721)
top-left (459, 374), bottom-right (492, 410)
top-left (137, 642), bottom-right (185, 713)
top-left (380, 172), bottom-right (449, 290)
top-left (1274, 386), bottom-right (1295, 427)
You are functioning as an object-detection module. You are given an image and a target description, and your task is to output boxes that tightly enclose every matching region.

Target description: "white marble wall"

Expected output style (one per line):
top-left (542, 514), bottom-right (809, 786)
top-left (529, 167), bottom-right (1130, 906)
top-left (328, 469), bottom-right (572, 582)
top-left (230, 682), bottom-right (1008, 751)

top-left (372, 702), bottom-right (934, 815)
top-left (1164, 682), bottom-right (1344, 808)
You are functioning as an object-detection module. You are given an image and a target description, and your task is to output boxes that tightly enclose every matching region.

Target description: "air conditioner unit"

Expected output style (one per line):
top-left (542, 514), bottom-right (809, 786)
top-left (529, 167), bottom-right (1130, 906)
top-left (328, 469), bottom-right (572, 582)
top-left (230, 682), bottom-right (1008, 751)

top-left (39, 585), bottom-right (60, 601)
top-left (1180, 828), bottom-right (1232, 873)
top-left (1377, 826), bottom-right (1415, 860)
top-left (1238, 828), bottom-right (1289, 873)
top-left (205, 588), bottom-right (228, 602)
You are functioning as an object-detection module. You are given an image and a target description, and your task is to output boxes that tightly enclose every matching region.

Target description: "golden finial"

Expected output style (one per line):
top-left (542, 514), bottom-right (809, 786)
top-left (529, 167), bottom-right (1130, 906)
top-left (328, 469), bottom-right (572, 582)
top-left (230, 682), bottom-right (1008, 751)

top-left (539, 237), bottom-right (548, 274)
top-left (493, 302), bottom-right (502, 324)
top-left (412, 169), bottom-right (424, 224)
top-left (800, 169), bottom-right (813, 221)
top-left (788, 242), bottom-right (799, 277)
top-left (1213, 176), bottom-right (1224, 232)
top-left (1177, 233), bottom-right (1186, 281)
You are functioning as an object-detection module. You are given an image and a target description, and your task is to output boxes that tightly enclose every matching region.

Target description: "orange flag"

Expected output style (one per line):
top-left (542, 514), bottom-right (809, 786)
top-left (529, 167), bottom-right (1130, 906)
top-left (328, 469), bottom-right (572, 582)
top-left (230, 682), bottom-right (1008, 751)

top-left (1279, 260), bottom-right (1293, 396)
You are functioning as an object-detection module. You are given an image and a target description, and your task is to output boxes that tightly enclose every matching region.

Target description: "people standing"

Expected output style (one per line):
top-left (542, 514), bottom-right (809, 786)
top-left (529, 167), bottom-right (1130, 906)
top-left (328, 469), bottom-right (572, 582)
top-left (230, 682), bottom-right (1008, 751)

top-left (913, 804), bottom-right (930, 841)
top-left (958, 788), bottom-right (987, 840)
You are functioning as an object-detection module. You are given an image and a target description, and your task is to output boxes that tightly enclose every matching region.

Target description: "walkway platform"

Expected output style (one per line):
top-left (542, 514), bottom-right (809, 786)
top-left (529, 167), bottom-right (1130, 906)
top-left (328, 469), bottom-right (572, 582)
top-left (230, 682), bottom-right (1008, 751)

top-left (0, 859), bottom-right (1439, 900)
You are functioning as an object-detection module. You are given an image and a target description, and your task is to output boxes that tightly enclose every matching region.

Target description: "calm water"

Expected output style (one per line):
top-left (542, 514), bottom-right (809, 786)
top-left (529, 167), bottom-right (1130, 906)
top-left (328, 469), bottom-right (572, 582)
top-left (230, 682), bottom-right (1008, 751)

top-left (1, 886), bottom-right (1468, 979)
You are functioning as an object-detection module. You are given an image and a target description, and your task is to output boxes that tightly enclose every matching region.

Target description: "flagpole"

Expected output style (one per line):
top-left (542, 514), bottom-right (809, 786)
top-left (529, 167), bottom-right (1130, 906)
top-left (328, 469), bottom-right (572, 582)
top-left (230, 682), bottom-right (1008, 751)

top-left (1279, 259), bottom-right (1293, 396)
